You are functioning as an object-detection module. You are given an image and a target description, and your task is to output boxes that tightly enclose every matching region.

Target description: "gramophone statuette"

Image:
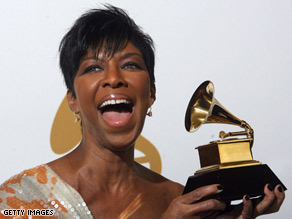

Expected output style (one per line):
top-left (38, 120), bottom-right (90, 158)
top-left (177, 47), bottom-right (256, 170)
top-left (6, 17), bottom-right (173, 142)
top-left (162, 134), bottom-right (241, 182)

top-left (183, 80), bottom-right (286, 201)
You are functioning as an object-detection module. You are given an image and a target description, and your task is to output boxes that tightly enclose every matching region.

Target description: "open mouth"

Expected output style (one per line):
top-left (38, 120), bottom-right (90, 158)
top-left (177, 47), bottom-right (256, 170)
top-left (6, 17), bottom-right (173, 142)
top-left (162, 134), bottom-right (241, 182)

top-left (99, 99), bottom-right (134, 124)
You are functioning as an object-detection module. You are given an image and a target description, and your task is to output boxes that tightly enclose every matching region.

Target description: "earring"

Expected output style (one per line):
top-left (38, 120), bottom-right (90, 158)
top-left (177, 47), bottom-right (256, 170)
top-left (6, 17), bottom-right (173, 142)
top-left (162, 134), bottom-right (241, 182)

top-left (147, 107), bottom-right (152, 117)
top-left (74, 112), bottom-right (80, 123)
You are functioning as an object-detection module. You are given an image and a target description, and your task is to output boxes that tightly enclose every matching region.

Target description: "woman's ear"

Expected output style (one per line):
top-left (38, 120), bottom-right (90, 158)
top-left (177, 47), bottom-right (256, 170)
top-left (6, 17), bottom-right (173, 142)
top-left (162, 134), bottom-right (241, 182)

top-left (66, 90), bottom-right (80, 113)
top-left (149, 84), bottom-right (156, 106)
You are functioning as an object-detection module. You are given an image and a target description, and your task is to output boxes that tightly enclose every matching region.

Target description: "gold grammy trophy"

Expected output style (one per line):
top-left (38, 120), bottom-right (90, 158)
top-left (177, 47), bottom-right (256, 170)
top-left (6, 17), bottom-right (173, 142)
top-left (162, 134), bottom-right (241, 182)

top-left (183, 81), bottom-right (286, 201)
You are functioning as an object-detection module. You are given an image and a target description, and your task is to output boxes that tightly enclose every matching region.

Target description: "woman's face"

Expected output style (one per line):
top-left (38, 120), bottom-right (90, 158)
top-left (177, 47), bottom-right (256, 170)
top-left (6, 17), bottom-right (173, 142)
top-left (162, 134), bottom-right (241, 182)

top-left (68, 42), bottom-right (155, 151)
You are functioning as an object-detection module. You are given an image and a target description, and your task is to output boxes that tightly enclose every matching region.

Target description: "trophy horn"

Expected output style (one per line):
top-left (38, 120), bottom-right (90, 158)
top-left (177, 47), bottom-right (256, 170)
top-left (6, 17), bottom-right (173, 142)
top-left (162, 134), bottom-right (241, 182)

top-left (185, 81), bottom-right (254, 145)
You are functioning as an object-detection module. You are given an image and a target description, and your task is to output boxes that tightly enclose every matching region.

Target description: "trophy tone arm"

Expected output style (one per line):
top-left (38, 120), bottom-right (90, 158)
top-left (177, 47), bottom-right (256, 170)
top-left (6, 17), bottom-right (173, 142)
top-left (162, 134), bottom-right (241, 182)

top-left (219, 120), bottom-right (254, 147)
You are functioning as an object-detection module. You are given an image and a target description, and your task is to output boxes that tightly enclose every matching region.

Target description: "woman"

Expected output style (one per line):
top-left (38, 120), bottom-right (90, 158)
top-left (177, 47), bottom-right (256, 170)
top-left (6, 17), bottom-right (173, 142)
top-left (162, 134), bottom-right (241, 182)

top-left (0, 5), bottom-right (284, 218)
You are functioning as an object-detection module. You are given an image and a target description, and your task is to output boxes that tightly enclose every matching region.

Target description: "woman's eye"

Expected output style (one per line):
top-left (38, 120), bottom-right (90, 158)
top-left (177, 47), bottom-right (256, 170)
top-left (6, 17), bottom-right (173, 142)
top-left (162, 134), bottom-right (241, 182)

top-left (83, 65), bottom-right (103, 74)
top-left (122, 62), bottom-right (143, 70)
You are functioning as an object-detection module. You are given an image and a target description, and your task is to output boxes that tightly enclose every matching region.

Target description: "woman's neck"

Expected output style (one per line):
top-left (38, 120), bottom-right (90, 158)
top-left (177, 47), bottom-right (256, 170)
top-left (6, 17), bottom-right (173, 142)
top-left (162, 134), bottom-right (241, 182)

top-left (63, 136), bottom-right (139, 194)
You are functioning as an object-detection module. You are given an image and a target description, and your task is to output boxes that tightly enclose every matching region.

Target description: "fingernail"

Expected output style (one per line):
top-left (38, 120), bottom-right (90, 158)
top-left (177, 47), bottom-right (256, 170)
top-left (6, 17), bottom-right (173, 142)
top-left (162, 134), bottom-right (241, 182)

top-left (217, 185), bottom-right (224, 190)
top-left (267, 183), bottom-right (274, 191)
top-left (244, 195), bottom-right (250, 201)
top-left (278, 185), bottom-right (283, 193)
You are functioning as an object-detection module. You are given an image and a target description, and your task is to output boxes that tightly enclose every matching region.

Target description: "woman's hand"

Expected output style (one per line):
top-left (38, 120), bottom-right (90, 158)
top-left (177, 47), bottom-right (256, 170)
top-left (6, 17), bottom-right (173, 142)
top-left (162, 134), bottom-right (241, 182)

top-left (253, 184), bottom-right (285, 217)
top-left (162, 183), bottom-right (285, 219)
top-left (161, 184), bottom-right (226, 219)
top-left (215, 184), bottom-right (285, 219)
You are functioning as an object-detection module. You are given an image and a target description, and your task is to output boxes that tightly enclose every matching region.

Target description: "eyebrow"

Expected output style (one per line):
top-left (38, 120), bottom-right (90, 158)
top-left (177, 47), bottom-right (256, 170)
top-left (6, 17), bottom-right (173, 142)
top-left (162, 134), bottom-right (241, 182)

top-left (120, 52), bottom-right (142, 60)
top-left (80, 56), bottom-right (99, 63)
top-left (80, 52), bottom-right (142, 63)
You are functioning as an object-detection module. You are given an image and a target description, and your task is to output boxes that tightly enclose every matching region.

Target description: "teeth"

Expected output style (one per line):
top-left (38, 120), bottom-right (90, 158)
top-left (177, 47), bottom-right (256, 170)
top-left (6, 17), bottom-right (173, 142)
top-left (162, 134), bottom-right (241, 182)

top-left (100, 99), bottom-right (130, 108)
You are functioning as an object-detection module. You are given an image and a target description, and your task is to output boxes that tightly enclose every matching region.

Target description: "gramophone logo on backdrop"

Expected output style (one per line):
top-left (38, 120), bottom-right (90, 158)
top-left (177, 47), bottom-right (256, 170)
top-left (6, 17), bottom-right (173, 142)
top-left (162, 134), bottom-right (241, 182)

top-left (50, 96), bottom-right (162, 174)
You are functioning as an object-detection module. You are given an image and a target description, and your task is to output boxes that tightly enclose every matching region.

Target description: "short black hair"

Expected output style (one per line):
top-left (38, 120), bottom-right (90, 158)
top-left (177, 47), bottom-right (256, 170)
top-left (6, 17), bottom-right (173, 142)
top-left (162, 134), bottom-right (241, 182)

top-left (59, 5), bottom-right (155, 97)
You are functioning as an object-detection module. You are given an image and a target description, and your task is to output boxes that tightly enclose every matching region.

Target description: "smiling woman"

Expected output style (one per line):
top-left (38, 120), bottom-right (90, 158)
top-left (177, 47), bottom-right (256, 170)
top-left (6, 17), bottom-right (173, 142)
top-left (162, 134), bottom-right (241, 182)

top-left (0, 4), bottom-right (285, 219)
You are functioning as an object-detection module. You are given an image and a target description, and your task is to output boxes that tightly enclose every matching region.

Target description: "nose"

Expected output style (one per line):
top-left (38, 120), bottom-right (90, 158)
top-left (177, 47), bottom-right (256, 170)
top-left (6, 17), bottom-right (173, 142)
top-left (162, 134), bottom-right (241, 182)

top-left (101, 66), bottom-right (128, 88)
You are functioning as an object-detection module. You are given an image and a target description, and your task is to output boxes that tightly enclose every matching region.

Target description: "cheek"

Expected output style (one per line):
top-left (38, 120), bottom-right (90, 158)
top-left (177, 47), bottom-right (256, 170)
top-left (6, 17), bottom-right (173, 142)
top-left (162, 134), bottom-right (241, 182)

top-left (132, 74), bottom-right (151, 94)
top-left (74, 76), bottom-right (100, 109)
top-left (131, 75), bottom-right (152, 109)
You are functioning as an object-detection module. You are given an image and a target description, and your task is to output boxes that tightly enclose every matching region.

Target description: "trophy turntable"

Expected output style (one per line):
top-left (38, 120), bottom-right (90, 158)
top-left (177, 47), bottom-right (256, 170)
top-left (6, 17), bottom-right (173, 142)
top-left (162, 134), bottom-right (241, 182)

top-left (183, 80), bottom-right (286, 201)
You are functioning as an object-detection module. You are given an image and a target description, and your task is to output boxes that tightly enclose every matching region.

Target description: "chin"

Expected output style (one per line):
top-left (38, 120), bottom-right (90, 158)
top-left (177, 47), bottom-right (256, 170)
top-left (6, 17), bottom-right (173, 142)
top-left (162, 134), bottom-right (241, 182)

top-left (104, 133), bottom-right (138, 152)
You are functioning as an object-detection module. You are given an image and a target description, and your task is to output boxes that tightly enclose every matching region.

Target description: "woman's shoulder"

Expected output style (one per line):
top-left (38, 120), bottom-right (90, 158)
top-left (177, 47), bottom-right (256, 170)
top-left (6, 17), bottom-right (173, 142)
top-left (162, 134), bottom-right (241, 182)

top-left (0, 165), bottom-right (49, 211)
top-left (0, 165), bottom-right (54, 205)
top-left (1, 165), bottom-right (49, 194)
top-left (135, 162), bottom-right (184, 196)
top-left (134, 162), bottom-right (184, 216)
top-left (0, 165), bottom-right (93, 218)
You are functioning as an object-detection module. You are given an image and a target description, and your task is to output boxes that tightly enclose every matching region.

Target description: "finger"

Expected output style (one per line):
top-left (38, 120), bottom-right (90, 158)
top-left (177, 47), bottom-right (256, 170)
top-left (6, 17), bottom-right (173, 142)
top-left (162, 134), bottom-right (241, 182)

top-left (253, 184), bottom-right (276, 217)
top-left (183, 198), bottom-right (226, 216)
top-left (199, 210), bottom-right (222, 219)
top-left (206, 210), bottom-right (222, 218)
top-left (274, 185), bottom-right (285, 210)
top-left (241, 195), bottom-right (253, 219)
top-left (181, 184), bottom-right (223, 204)
top-left (186, 210), bottom-right (221, 219)
top-left (215, 204), bottom-right (243, 219)
top-left (262, 184), bottom-right (285, 214)
top-left (215, 215), bottom-right (234, 219)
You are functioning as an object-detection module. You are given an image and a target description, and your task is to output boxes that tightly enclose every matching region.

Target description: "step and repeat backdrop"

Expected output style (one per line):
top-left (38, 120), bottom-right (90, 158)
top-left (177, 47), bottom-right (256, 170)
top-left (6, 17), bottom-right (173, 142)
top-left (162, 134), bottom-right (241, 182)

top-left (0, 0), bottom-right (291, 217)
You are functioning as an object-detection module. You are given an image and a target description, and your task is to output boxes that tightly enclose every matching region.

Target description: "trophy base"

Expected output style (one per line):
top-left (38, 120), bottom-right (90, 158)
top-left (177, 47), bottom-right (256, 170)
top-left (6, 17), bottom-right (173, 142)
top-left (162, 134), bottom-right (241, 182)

top-left (183, 164), bottom-right (287, 201)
